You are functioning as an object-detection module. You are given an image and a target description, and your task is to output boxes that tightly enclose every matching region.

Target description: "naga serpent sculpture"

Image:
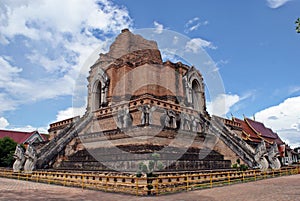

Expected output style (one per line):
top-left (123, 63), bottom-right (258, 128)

top-left (13, 144), bottom-right (25, 172)
top-left (254, 140), bottom-right (269, 171)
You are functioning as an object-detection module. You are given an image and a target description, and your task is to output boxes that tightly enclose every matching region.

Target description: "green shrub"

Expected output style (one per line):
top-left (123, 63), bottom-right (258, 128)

top-left (240, 164), bottom-right (248, 171)
top-left (232, 163), bottom-right (239, 169)
top-left (157, 162), bottom-right (164, 170)
top-left (0, 137), bottom-right (17, 167)
top-left (136, 171), bottom-right (142, 177)
top-left (148, 160), bottom-right (155, 172)
top-left (151, 153), bottom-right (160, 161)
top-left (141, 164), bottom-right (148, 173)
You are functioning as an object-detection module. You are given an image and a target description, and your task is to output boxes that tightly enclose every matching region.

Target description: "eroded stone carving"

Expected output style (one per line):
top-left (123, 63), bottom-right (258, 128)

top-left (24, 144), bottom-right (37, 173)
top-left (100, 72), bottom-right (110, 107)
top-left (13, 144), bottom-right (25, 173)
top-left (180, 113), bottom-right (191, 130)
top-left (183, 76), bottom-right (193, 105)
top-left (268, 142), bottom-right (281, 170)
top-left (254, 140), bottom-right (269, 171)
top-left (138, 104), bottom-right (156, 125)
top-left (161, 110), bottom-right (177, 128)
top-left (191, 115), bottom-right (200, 132)
top-left (117, 107), bottom-right (132, 128)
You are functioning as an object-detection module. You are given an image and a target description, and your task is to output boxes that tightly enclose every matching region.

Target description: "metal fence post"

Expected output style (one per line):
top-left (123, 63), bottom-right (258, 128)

top-left (156, 178), bottom-right (159, 195)
top-left (186, 175), bottom-right (189, 191)
top-left (227, 172), bottom-right (230, 185)
top-left (280, 169), bottom-right (282, 176)
top-left (63, 173), bottom-right (66, 186)
top-left (242, 172), bottom-right (245, 182)
top-left (36, 172), bottom-right (39, 183)
top-left (135, 177), bottom-right (138, 196)
top-left (46, 172), bottom-right (50, 184)
top-left (82, 175), bottom-right (84, 189)
top-left (105, 177), bottom-right (108, 192)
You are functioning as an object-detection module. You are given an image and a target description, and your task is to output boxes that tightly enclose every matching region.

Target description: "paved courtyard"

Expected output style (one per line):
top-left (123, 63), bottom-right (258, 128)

top-left (1, 174), bottom-right (300, 201)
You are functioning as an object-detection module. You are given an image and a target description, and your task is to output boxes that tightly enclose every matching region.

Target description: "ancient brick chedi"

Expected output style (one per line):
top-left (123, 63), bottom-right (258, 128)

top-left (36, 29), bottom-right (279, 172)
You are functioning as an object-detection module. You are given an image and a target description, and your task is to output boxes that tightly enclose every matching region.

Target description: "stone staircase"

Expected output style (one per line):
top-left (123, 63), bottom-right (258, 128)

top-left (209, 115), bottom-right (256, 167)
top-left (36, 113), bottom-right (93, 169)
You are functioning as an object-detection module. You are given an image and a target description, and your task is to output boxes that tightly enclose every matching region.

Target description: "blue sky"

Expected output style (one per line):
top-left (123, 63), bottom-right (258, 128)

top-left (0, 0), bottom-right (299, 147)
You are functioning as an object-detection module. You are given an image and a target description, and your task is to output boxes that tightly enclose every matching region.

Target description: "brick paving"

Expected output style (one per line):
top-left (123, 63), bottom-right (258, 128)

top-left (1, 174), bottom-right (300, 201)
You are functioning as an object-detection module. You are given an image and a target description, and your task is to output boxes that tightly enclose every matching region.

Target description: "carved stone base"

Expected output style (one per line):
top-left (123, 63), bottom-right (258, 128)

top-left (55, 146), bottom-right (231, 172)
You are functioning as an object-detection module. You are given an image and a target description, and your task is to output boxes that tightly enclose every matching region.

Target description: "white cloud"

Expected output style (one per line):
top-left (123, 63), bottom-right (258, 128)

top-left (55, 106), bottom-right (86, 122)
top-left (185, 38), bottom-right (217, 53)
top-left (0, 0), bottom-right (132, 41)
top-left (0, 117), bottom-right (9, 129)
top-left (8, 125), bottom-right (48, 134)
top-left (276, 129), bottom-right (300, 148)
top-left (0, 56), bottom-right (75, 110)
top-left (215, 59), bottom-right (229, 67)
top-left (184, 17), bottom-right (209, 33)
top-left (0, 56), bottom-right (22, 83)
top-left (255, 96), bottom-right (300, 148)
top-left (154, 21), bottom-right (164, 34)
top-left (266, 0), bottom-right (290, 8)
top-left (0, 57), bottom-right (25, 113)
top-left (207, 94), bottom-right (240, 117)
top-left (0, 0), bottom-right (132, 115)
top-left (26, 51), bottom-right (71, 74)
top-left (0, 116), bottom-right (47, 133)
top-left (0, 93), bottom-right (18, 113)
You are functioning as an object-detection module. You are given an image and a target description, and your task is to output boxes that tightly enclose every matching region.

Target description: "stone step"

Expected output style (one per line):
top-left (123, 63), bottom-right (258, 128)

top-left (36, 114), bottom-right (93, 169)
top-left (210, 116), bottom-right (255, 167)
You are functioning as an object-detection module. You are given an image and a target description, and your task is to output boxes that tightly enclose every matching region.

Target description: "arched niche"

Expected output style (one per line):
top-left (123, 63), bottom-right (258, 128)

top-left (89, 68), bottom-right (110, 111)
top-left (192, 79), bottom-right (201, 111)
top-left (91, 80), bottom-right (102, 111)
top-left (183, 67), bottom-right (205, 112)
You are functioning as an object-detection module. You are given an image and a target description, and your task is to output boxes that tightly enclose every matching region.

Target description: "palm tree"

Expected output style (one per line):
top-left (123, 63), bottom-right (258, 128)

top-left (296, 18), bottom-right (300, 33)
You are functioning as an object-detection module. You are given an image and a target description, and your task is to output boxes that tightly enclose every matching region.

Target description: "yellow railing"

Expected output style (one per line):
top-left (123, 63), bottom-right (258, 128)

top-left (0, 166), bottom-right (299, 196)
top-left (151, 166), bottom-right (299, 195)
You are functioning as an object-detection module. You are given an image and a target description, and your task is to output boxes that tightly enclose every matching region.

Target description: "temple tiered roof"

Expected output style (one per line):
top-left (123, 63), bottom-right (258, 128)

top-left (226, 117), bottom-right (284, 146)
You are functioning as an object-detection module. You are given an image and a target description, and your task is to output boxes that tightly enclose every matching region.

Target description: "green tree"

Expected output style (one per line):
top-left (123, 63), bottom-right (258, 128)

top-left (0, 137), bottom-right (17, 167)
top-left (296, 18), bottom-right (300, 33)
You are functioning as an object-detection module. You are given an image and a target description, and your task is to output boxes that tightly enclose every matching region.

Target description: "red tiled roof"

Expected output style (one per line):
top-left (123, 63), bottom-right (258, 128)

top-left (0, 129), bottom-right (49, 144)
top-left (245, 118), bottom-right (277, 139)
top-left (233, 117), bottom-right (261, 143)
top-left (231, 117), bottom-right (285, 146)
top-left (245, 118), bottom-right (285, 146)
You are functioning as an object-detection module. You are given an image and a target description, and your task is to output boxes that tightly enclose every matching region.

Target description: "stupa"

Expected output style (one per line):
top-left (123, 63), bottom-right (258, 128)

top-left (38, 29), bottom-right (258, 172)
